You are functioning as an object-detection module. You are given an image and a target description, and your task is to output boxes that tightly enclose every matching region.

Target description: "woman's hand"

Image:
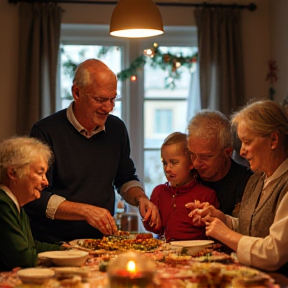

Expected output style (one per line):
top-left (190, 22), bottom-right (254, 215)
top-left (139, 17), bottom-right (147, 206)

top-left (204, 215), bottom-right (242, 252)
top-left (186, 201), bottom-right (220, 227)
top-left (204, 215), bottom-right (230, 238)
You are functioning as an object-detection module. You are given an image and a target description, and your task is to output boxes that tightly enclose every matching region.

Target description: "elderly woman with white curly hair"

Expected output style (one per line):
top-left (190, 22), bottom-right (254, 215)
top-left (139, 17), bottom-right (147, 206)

top-left (0, 136), bottom-right (63, 271)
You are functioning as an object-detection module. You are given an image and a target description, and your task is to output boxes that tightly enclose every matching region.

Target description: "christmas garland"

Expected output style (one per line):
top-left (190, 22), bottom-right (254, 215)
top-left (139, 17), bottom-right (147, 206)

top-left (62, 43), bottom-right (198, 90)
top-left (118, 43), bottom-right (198, 89)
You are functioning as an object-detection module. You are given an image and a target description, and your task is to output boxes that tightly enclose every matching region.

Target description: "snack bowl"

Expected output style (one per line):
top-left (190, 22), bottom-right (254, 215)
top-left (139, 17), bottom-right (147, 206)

top-left (170, 240), bottom-right (214, 255)
top-left (17, 268), bottom-right (55, 284)
top-left (38, 250), bottom-right (89, 267)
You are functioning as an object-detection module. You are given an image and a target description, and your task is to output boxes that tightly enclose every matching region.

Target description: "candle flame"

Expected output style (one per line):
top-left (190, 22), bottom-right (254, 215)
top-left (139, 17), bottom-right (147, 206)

top-left (127, 260), bottom-right (136, 272)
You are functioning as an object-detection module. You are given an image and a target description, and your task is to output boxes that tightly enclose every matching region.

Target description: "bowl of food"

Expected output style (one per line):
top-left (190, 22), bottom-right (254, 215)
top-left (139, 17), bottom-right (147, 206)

top-left (17, 268), bottom-right (55, 284)
top-left (38, 250), bottom-right (89, 267)
top-left (170, 240), bottom-right (214, 255)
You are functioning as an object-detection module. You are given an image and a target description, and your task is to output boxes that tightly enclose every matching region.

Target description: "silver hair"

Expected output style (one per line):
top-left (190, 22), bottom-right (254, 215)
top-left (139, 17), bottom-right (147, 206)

top-left (0, 136), bottom-right (53, 182)
top-left (187, 110), bottom-right (233, 149)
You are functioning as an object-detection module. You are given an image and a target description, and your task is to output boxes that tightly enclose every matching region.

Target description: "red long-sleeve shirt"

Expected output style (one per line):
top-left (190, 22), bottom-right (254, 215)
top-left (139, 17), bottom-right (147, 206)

top-left (144, 180), bottom-right (219, 242)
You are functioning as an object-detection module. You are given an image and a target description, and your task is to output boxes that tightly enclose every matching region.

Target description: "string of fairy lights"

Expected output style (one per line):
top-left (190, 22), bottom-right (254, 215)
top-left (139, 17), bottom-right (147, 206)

top-left (62, 43), bottom-right (198, 92)
top-left (117, 43), bottom-right (198, 89)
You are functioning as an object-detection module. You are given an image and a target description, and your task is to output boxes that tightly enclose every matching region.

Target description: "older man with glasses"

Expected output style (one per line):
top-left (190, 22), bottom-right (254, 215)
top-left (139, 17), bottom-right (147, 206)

top-left (25, 58), bottom-right (160, 244)
top-left (186, 110), bottom-right (252, 216)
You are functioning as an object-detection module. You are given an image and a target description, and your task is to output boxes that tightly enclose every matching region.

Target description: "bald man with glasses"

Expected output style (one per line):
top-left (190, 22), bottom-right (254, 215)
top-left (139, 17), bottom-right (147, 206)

top-left (25, 59), bottom-right (160, 244)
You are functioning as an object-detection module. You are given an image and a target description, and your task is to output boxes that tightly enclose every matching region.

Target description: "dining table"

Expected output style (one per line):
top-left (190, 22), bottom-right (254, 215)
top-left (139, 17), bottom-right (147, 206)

top-left (1, 236), bottom-right (288, 288)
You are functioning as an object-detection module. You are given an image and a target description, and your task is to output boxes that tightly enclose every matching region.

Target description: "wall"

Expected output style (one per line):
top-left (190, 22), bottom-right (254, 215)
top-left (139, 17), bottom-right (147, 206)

top-left (241, 0), bottom-right (271, 101)
top-left (0, 0), bottom-right (279, 140)
top-left (271, 0), bottom-right (288, 102)
top-left (0, 1), bottom-right (19, 140)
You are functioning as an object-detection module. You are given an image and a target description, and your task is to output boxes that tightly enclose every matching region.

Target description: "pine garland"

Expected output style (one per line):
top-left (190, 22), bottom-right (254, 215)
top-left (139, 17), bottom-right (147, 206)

top-left (61, 43), bottom-right (198, 90)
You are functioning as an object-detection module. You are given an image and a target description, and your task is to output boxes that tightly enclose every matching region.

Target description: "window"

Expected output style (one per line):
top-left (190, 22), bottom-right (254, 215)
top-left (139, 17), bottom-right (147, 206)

top-left (155, 109), bottom-right (172, 134)
top-left (59, 24), bottom-right (199, 199)
top-left (59, 43), bottom-right (122, 118)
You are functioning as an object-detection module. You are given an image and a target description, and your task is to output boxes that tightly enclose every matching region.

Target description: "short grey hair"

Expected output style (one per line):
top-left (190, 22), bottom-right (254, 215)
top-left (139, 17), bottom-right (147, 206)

top-left (187, 110), bottom-right (233, 149)
top-left (0, 136), bottom-right (53, 183)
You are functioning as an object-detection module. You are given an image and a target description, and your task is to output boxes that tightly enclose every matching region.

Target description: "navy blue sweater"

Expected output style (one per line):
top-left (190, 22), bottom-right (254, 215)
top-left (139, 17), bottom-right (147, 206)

top-left (199, 159), bottom-right (252, 216)
top-left (25, 109), bottom-right (140, 243)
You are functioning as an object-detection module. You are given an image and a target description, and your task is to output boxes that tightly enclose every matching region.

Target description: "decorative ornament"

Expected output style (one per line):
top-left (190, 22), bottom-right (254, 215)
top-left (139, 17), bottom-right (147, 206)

top-left (130, 75), bottom-right (137, 82)
top-left (266, 60), bottom-right (277, 100)
top-left (163, 54), bottom-right (170, 63)
top-left (191, 56), bottom-right (197, 63)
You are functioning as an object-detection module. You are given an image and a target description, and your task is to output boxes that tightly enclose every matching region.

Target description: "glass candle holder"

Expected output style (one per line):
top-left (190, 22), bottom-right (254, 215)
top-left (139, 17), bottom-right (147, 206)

top-left (107, 251), bottom-right (155, 288)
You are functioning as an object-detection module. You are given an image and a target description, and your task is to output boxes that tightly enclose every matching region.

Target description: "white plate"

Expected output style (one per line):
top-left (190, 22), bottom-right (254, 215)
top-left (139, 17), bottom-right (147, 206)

top-left (170, 240), bottom-right (214, 255)
top-left (17, 268), bottom-right (55, 284)
top-left (69, 239), bottom-right (99, 251)
top-left (38, 250), bottom-right (89, 267)
top-left (69, 239), bottom-right (85, 248)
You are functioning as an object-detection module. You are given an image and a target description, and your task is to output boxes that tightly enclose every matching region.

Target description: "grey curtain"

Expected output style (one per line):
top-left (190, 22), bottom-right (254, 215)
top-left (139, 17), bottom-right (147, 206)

top-left (16, 3), bottom-right (62, 135)
top-left (194, 7), bottom-right (244, 116)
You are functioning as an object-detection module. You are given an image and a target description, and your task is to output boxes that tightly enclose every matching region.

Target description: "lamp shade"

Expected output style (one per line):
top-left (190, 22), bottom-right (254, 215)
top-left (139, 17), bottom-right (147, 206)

top-left (110, 0), bottom-right (164, 38)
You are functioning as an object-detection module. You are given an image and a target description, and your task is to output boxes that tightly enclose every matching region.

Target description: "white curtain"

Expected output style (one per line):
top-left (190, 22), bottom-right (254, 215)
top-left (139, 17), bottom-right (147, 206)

top-left (187, 63), bottom-right (201, 122)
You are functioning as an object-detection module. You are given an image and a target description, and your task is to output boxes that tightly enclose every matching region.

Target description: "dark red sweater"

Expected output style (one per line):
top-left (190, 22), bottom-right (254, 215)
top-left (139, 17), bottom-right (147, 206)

top-left (144, 180), bottom-right (219, 242)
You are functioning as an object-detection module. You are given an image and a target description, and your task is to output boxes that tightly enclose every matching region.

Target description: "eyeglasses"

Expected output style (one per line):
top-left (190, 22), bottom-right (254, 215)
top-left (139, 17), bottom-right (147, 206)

top-left (84, 94), bottom-right (121, 104)
top-left (188, 151), bottom-right (217, 163)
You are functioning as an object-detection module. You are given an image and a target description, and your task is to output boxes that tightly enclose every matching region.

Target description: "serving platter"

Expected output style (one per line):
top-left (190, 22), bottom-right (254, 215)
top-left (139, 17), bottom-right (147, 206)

top-left (69, 239), bottom-right (107, 254)
top-left (69, 233), bottom-right (164, 252)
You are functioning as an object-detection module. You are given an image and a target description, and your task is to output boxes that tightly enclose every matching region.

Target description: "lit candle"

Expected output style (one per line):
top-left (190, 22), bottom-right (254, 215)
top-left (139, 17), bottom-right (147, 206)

top-left (107, 251), bottom-right (155, 288)
top-left (127, 260), bottom-right (136, 272)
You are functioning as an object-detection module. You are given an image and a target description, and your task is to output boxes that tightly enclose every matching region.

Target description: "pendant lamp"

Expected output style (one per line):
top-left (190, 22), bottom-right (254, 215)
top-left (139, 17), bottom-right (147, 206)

top-left (110, 0), bottom-right (164, 38)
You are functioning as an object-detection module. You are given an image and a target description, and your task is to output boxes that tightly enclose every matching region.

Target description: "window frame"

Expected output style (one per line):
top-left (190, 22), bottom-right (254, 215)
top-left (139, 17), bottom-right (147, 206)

top-left (59, 24), bottom-right (197, 186)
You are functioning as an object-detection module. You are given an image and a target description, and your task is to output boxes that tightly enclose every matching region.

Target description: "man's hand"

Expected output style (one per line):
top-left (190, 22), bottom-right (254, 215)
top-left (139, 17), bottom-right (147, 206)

top-left (55, 201), bottom-right (118, 235)
top-left (185, 201), bottom-right (211, 226)
top-left (185, 200), bottom-right (210, 211)
top-left (84, 205), bottom-right (118, 235)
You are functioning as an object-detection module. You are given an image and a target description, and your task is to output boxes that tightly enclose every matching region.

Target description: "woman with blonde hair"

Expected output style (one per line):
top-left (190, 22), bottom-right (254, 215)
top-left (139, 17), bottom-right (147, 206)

top-left (0, 136), bottom-right (63, 271)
